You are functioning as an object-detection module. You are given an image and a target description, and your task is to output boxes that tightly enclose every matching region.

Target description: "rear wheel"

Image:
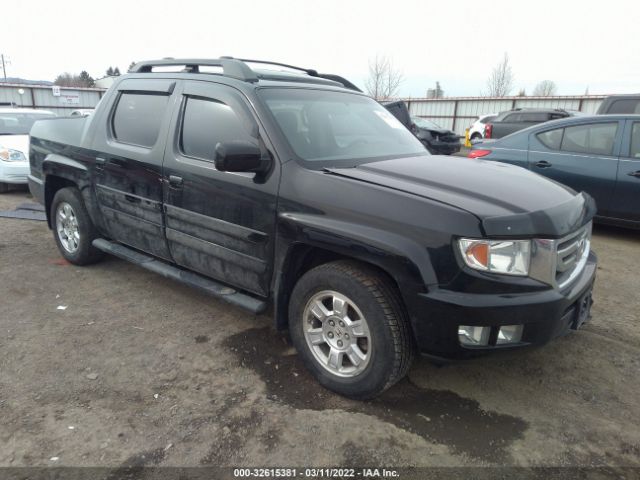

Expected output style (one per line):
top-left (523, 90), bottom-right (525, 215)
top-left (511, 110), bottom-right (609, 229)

top-left (51, 187), bottom-right (104, 265)
top-left (289, 260), bottom-right (414, 399)
top-left (470, 133), bottom-right (482, 143)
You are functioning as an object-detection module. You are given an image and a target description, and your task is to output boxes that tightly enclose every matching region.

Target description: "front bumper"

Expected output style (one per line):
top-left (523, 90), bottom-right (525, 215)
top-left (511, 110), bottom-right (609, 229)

top-left (0, 161), bottom-right (29, 184)
top-left (407, 251), bottom-right (597, 357)
top-left (429, 140), bottom-right (461, 155)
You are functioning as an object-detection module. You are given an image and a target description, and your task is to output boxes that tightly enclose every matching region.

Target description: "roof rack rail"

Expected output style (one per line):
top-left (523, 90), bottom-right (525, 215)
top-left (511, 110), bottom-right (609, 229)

top-left (130, 57), bottom-right (258, 83)
top-left (129, 57), bottom-right (362, 92)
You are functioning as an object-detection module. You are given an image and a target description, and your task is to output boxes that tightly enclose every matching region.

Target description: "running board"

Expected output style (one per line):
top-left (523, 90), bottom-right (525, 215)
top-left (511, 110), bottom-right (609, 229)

top-left (92, 238), bottom-right (268, 314)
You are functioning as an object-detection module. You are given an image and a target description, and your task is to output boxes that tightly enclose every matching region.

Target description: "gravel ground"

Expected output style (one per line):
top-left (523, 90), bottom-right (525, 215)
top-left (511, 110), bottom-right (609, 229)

top-left (1, 188), bottom-right (639, 474)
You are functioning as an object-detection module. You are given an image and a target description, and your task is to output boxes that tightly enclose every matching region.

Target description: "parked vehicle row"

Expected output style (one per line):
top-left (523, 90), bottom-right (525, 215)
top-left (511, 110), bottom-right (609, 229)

top-left (27, 57), bottom-right (597, 399)
top-left (470, 114), bottom-right (640, 228)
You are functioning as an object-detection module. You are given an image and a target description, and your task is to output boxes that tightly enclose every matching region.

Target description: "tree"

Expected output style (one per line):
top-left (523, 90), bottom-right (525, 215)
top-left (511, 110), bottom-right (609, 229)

top-left (364, 55), bottom-right (403, 101)
top-left (517, 88), bottom-right (526, 97)
top-left (533, 80), bottom-right (557, 96)
top-left (106, 66), bottom-right (114, 76)
top-left (54, 72), bottom-right (94, 88)
top-left (485, 53), bottom-right (514, 97)
top-left (78, 70), bottom-right (95, 87)
top-left (128, 61), bottom-right (136, 72)
top-left (113, 67), bottom-right (121, 76)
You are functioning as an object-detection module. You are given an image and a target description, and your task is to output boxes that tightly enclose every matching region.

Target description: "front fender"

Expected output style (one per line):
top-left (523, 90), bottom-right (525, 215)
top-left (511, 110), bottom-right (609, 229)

top-left (279, 212), bottom-right (437, 287)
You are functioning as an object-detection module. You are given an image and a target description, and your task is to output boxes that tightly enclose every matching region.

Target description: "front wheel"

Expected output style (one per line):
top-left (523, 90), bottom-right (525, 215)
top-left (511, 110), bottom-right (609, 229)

top-left (289, 260), bottom-right (414, 399)
top-left (51, 187), bottom-right (104, 265)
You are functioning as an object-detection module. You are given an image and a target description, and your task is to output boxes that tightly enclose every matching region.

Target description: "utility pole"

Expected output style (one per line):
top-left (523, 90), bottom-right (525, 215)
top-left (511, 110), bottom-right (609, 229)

top-left (0, 54), bottom-right (8, 80)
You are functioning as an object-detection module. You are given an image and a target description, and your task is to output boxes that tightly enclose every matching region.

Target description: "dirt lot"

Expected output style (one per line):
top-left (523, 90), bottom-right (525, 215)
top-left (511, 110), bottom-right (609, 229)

top-left (1, 188), bottom-right (639, 474)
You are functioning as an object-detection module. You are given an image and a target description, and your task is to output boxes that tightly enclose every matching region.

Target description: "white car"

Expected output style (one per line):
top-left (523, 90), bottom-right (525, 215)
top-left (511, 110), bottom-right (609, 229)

top-left (0, 108), bottom-right (56, 192)
top-left (468, 113), bottom-right (498, 143)
top-left (70, 109), bottom-right (94, 117)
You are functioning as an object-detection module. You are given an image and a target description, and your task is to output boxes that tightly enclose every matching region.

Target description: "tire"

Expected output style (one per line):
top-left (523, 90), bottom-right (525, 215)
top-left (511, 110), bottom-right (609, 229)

top-left (470, 133), bottom-right (482, 143)
top-left (50, 187), bottom-right (104, 265)
top-left (0, 182), bottom-right (9, 193)
top-left (289, 260), bottom-right (414, 399)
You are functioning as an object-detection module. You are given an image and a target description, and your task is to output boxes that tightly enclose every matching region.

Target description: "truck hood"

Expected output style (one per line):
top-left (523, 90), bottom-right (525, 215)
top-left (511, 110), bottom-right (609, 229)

top-left (326, 155), bottom-right (596, 237)
top-left (0, 134), bottom-right (29, 161)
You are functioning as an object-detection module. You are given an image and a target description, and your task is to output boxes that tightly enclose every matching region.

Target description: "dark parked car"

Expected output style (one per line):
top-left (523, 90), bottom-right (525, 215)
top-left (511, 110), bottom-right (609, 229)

top-left (484, 108), bottom-right (574, 140)
top-left (470, 115), bottom-right (640, 228)
top-left (28, 57), bottom-right (597, 399)
top-left (410, 116), bottom-right (461, 155)
top-left (596, 94), bottom-right (640, 114)
top-left (382, 101), bottom-right (461, 154)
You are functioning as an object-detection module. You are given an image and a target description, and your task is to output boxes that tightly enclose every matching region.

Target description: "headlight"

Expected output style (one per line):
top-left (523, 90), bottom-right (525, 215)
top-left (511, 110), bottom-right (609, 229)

top-left (0, 147), bottom-right (27, 162)
top-left (458, 238), bottom-right (531, 276)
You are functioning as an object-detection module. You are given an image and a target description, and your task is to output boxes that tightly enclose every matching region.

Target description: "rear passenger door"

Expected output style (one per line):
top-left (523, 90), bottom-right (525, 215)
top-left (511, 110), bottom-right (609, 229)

top-left (161, 81), bottom-right (279, 297)
top-left (610, 120), bottom-right (640, 222)
top-left (91, 79), bottom-right (177, 259)
top-left (528, 121), bottom-right (622, 216)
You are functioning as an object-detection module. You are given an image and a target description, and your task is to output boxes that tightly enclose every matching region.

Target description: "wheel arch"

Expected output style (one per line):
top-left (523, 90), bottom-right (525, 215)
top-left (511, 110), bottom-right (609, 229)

top-left (42, 154), bottom-right (92, 228)
top-left (272, 217), bottom-right (436, 332)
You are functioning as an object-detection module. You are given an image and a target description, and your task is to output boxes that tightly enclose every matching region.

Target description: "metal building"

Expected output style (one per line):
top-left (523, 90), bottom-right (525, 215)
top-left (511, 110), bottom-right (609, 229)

top-left (0, 83), bottom-right (105, 116)
top-left (403, 95), bottom-right (607, 135)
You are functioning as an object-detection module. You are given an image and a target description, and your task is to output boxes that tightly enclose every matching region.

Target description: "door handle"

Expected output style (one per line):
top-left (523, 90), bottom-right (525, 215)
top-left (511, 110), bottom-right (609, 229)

top-left (535, 160), bottom-right (553, 168)
top-left (95, 157), bottom-right (106, 165)
top-left (124, 194), bottom-right (141, 203)
top-left (168, 175), bottom-right (183, 188)
top-left (627, 170), bottom-right (640, 178)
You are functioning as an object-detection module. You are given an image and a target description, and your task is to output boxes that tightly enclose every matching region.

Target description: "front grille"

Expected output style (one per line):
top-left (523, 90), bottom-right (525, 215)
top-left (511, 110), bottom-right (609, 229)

top-left (555, 222), bottom-right (591, 289)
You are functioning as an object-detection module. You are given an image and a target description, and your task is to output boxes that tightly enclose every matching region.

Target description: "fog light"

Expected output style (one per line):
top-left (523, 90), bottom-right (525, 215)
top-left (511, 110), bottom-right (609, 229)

top-left (497, 325), bottom-right (524, 345)
top-left (458, 325), bottom-right (490, 346)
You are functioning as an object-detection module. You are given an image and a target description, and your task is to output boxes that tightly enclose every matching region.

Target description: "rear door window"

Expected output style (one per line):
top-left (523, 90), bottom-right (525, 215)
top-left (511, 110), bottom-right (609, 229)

top-left (560, 123), bottom-right (618, 156)
top-left (520, 112), bottom-right (548, 122)
top-left (112, 93), bottom-right (169, 147)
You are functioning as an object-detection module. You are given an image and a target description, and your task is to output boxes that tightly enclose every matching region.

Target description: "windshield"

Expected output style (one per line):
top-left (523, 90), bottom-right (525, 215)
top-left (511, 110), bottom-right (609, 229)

top-left (0, 112), bottom-right (55, 135)
top-left (259, 88), bottom-right (427, 165)
top-left (412, 117), bottom-right (443, 130)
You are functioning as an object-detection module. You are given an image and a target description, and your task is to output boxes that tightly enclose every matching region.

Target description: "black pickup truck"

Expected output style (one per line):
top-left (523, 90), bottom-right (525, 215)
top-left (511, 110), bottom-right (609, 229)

top-left (28, 58), bottom-right (597, 399)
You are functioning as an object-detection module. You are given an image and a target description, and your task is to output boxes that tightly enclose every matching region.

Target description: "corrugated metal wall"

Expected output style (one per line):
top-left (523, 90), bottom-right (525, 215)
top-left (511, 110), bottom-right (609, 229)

top-left (404, 95), bottom-right (607, 135)
top-left (0, 83), bottom-right (105, 116)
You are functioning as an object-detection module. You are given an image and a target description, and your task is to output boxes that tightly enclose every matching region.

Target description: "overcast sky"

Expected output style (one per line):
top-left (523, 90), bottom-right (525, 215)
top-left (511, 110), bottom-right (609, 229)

top-left (3, 0), bottom-right (639, 97)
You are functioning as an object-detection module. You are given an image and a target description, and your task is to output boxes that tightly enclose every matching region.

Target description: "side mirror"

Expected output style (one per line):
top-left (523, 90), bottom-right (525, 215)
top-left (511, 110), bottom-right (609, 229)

top-left (214, 141), bottom-right (266, 173)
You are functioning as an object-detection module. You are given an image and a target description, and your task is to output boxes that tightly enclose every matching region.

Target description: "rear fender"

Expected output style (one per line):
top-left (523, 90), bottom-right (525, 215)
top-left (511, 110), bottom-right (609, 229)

top-left (42, 154), bottom-right (98, 227)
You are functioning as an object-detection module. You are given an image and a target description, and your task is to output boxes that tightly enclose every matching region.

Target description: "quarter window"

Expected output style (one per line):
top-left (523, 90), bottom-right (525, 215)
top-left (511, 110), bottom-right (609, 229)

top-left (180, 96), bottom-right (254, 161)
top-left (112, 93), bottom-right (169, 148)
top-left (537, 128), bottom-right (563, 150)
top-left (630, 123), bottom-right (640, 158)
top-left (560, 123), bottom-right (618, 156)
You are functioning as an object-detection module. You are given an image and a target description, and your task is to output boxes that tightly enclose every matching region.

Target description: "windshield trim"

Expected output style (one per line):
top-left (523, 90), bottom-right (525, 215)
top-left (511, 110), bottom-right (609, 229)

top-left (256, 86), bottom-right (429, 169)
